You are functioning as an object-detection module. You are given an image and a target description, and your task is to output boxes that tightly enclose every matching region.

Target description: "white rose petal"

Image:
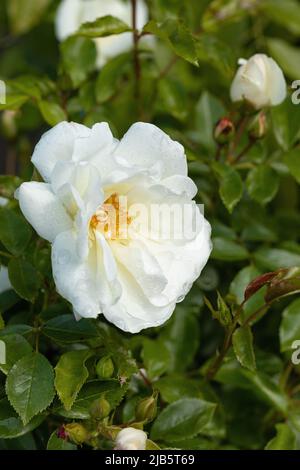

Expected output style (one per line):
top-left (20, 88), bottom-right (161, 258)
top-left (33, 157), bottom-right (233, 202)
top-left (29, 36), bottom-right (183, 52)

top-left (115, 427), bottom-right (147, 450)
top-left (230, 53), bottom-right (287, 109)
top-left (55, 0), bottom-right (149, 68)
top-left (17, 121), bottom-right (212, 333)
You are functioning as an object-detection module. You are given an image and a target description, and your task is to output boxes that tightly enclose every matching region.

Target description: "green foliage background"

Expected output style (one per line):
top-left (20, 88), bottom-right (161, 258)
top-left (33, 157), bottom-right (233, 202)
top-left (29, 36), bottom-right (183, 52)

top-left (0, 0), bottom-right (300, 450)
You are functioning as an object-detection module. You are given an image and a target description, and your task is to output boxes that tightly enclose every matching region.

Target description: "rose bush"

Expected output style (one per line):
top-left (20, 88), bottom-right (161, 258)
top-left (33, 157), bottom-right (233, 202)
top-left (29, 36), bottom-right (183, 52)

top-left (1, 0), bottom-right (300, 452)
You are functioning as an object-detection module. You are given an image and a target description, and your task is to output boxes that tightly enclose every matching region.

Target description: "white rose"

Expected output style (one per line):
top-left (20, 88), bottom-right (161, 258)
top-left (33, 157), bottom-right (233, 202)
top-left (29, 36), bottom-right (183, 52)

top-left (16, 121), bottom-right (212, 333)
top-left (55, 0), bottom-right (149, 68)
top-left (230, 54), bottom-right (286, 109)
top-left (115, 427), bottom-right (147, 450)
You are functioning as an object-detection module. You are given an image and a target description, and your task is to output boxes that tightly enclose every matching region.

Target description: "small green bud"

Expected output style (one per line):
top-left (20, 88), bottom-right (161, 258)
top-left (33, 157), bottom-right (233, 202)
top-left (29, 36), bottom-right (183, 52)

top-left (214, 117), bottom-right (235, 145)
top-left (90, 397), bottom-right (111, 419)
top-left (247, 111), bottom-right (268, 140)
top-left (136, 394), bottom-right (158, 422)
top-left (96, 356), bottom-right (114, 379)
top-left (64, 423), bottom-right (89, 444)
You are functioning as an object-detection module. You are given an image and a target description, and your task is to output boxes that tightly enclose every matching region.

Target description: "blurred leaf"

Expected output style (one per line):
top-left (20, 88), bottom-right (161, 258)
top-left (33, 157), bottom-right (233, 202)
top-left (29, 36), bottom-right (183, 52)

top-left (268, 38), bottom-right (300, 79)
top-left (0, 95), bottom-right (29, 111)
top-left (246, 166), bottom-right (279, 205)
top-left (7, 0), bottom-right (51, 35)
top-left (76, 15), bottom-right (132, 38)
top-left (0, 334), bottom-right (32, 374)
top-left (151, 398), bottom-right (216, 442)
top-left (60, 37), bottom-right (97, 88)
top-left (195, 92), bottom-right (225, 151)
top-left (254, 248), bottom-right (300, 271)
top-left (211, 237), bottom-right (249, 261)
top-left (42, 315), bottom-right (100, 344)
top-left (0, 176), bottom-right (22, 199)
top-left (262, 0), bottom-right (300, 36)
top-left (8, 258), bottom-right (41, 302)
top-left (55, 350), bottom-right (93, 411)
top-left (142, 338), bottom-right (170, 379)
top-left (38, 101), bottom-right (67, 126)
top-left (283, 149), bottom-right (300, 184)
top-left (96, 53), bottom-right (131, 102)
top-left (280, 298), bottom-right (300, 352)
top-left (161, 306), bottom-right (200, 373)
top-left (6, 352), bottom-right (55, 425)
top-left (0, 208), bottom-right (32, 255)
top-left (47, 430), bottom-right (77, 450)
top-left (232, 326), bottom-right (256, 371)
top-left (265, 423), bottom-right (296, 450)
top-left (196, 34), bottom-right (235, 80)
top-left (155, 376), bottom-right (200, 403)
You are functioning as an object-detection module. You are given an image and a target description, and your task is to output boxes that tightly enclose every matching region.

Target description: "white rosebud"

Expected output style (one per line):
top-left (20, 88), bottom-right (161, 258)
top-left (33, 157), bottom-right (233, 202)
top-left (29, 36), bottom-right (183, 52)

top-left (115, 428), bottom-right (147, 450)
top-left (16, 121), bottom-right (212, 333)
top-left (55, 0), bottom-right (149, 68)
top-left (230, 53), bottom-right (286, 109)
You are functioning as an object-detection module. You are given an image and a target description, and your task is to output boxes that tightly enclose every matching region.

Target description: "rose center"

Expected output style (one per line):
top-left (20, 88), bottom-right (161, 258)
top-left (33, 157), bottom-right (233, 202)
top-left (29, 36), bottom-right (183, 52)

top-left (90, 193), bottom-right (132, 240)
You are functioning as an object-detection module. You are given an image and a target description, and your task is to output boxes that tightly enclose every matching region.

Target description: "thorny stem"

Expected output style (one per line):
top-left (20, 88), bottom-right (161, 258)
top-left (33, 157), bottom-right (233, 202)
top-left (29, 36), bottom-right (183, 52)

top-left (206, 299), bottom-right (271, 381)
top-left (139, 369), bottom-right (152, 389)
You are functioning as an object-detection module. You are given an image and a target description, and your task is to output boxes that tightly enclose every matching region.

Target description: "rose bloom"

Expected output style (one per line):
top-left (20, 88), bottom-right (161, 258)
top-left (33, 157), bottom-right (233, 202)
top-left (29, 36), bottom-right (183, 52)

top-left (230, 53), bottom-right (286, 109)
top-left (55, 0), bottom-right (149, 68)
top-left (115, 427), bottom-right (147, 450)
top-left (16, 121), bottom-right (211, 333)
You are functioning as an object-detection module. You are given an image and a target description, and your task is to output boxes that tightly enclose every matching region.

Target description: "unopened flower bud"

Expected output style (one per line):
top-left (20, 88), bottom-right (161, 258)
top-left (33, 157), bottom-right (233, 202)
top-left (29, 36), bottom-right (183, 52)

top-left (64, 423), bottom-right (89, 444)
top-left (214, 118), bottom-right (235, 145)
top-left (115, 427), bottom-right (147, 450)
top-left (136, 394), bottom-right (157, 422)
top-left (96, 356), bottom-right (114, 379)
top-left (247, 111), bottom-right (268, 140)
top-left (90, 397), bottom-right (111, 420)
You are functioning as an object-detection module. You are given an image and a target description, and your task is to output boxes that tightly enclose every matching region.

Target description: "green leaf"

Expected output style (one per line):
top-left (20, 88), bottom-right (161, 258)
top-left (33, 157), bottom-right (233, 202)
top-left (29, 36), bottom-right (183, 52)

top-left (267, 38), bottom-right (300, 80)
top-left (142, 339), bottom-right (170, 379)
top-left (283, 149), bottom-right (300, 184)
top-left (151, 398), bottom-right (216, 442)
top-left (161, 306), bottom-right (200, 373)
top-left (254, 248), bottom-right (300, 271)
top-left (144, 19), bottom-right (198, 65)
top-left (54, 380), bottom-right (125, 420)
top-left (96, 52), bottom-right (131, 103)
top-left (262, 0), bottom-right (300, 36)
top-left (280, 298), bottom-right (300, 352)
top-left (232, 326), bottom-right (256, 371)
top-left (38, 101), bottom-right (67, 126)
top-left (246, 166), bottom-right (279, 205)
top-left (6, 352), bottom-right (55, 425)
top-left (7, 0), bottom-right (51, 35)
top-left (42, 315), bottom-right (101, 344)
top-left (47, 430), bottom-right (77, 450)
top-left (211, 237), bottom-right (249, 261)
top-left (60, 37), bottom-right (96, 88)
top-left (76, 15), bottom-right (131, 38)
top-left (271, 99), bottom-right (300, 151)
top-left (0, 208), bottom-right (32, 255)
top-left (8, 258), bottom-right (41, 302)
top-left (55, 350), bottom-right (93, 410)
top-left (265, 423), bottom-right (296, 450)
top-left (0, 398), bottom-right (44, 439)
top-left (230, 265), bottom-right (265, 323)
top-left (196, 34), bottom-right (234, 80)
top-left (213, 162), bottom-right (243, 212)
top-left (0, 334), bottom-right (32, 374)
